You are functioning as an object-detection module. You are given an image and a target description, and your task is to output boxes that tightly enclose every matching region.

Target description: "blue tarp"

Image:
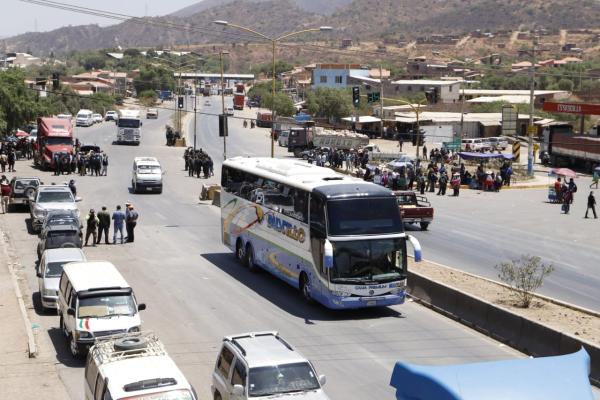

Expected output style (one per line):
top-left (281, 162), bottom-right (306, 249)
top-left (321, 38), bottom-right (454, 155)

top-left (294, 113), bottom-right (312, 123)
top-left (458, 152), bottom-right (514, 161)
top-left (390, 348), bottom-right (593, 400)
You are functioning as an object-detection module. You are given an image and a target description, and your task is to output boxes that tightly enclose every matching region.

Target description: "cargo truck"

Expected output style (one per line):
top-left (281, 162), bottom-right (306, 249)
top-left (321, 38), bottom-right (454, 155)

top-left (287, 126), bottom-right (369, 157)
top-left (541, 123), bottom-right (600, 171)
top-left (116, 110), bottom-right (142, 145)
top-left (233, 93), bottom-right (245, 110)
top-left (34, 117), bottom-right (74, 170)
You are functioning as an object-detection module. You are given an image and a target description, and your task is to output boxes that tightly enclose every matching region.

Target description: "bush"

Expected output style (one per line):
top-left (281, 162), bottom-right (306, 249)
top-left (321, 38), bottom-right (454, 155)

top-left (495, 255), bottom-right (554, 308)
top-left (138, 90), bottom-right (157, 107)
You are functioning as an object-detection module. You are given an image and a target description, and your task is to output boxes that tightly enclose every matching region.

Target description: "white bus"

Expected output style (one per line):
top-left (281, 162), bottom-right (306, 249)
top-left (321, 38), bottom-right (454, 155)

top-left (116, 109), bottom-right (142, 145)
top-left (221, 157), bottom-right (422, 310)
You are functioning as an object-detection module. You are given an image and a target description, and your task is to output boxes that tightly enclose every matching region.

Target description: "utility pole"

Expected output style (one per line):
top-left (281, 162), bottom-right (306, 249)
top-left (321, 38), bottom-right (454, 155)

top-left (193, 83), bottom-right (197, 150)
top-left (527, 36), bottom-right (537, 176)
top-left (220, 51), bottom-right (227, 160)
top-left (379, 65), bottom-right (384, 138)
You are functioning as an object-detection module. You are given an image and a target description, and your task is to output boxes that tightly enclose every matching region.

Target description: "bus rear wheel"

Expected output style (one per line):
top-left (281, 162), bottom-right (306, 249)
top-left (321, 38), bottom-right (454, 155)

top-left (300, 273), bottom-right (311, 302)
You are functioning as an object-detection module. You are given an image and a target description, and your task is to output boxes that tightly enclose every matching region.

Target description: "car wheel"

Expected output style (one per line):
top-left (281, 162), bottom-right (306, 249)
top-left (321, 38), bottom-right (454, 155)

top-left (60, 316), bottom-right (68, 337)
top-left (132, 181), bottom-right (137, 194)
top-left (420, 222), bottom-right (430, 231)
top-left (245, 243), bottom-right (257, 272)
top-left (235, 239), bottom-right (244, 262)
top-left (69, 334), bottom-right (81, 358)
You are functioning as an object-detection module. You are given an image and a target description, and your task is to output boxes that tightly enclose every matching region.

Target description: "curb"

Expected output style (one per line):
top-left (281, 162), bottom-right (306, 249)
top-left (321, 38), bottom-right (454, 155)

top-left (0, 231), bottom-right (37, 358)
top-left (407, 270), bottom-right (600, 386)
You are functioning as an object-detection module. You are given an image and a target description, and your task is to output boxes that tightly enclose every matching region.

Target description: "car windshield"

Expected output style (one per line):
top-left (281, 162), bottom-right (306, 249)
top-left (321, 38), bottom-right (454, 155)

top-left (15, 180), bottom-right (39, 189)
top-left (45, 261), bottom-right (74, 278)
top-left (248, 362), bottom-right (320, 397)
top-left (327, 198), bottom-right (402, 236)
top-left (119, 390), bottom-right (194, 400)
top-left (330, 238), bottom-right (406, 284)
top-left (78, 294), bottom-right (136, 318)
top-left (46, 137), bottom-right (73, 146)
top-left (137, 165), bottom-right (161, 174)
top-left (38, 191), bottom-right (73, 203)
top-left (118, 118), bottom-right (141, 128)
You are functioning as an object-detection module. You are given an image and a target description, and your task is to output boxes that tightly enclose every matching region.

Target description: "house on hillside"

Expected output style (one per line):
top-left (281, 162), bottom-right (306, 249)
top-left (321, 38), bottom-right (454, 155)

top-left (390, 79), bottom-right (461, 104)
top-left (3, 52), bottom-right (43, 68)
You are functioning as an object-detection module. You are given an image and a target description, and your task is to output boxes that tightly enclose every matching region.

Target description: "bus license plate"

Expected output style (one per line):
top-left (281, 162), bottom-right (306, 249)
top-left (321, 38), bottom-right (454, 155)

top-left (146, 187), bottom-right (152, 191)
top-left (367, 300), bottom-right (377, 306)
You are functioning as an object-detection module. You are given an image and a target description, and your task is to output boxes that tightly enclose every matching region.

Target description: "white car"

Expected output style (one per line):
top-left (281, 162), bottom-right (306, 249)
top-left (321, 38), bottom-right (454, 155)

top-left (105, 111), bottom-right (118, 121)
top-left (37, 248), bottom-right (86, 311)
top-left (76, 109), bottom-right (94, 127)
top-left (132, 157), bottom-right (163, 194)
top-left (56, 113), bottom-right (72, 120)
top-left (29, 185), bottom-right (80, 233)
top-left (92, 113), bottom-right (103, 124)
top-left (204, 100), bottom-right (211, 106)
top-left (226, 107), bottom-right (234, 116)
top-left (212, 332), bottom-right (329, 400)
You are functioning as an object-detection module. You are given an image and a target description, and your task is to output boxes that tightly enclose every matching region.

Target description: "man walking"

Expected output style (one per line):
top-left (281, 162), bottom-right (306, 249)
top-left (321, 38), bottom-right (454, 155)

top-left (1, 176), bottom-right (11, 214)
top-left (84, 209), bottom-right (99, 246)
top-left (96, 206), bottom-right (111, 244)
top-left (585, 191), bottom-right (597, 219)
top-left (101, 154), bottom-right (108, 176)
top-left (125, 203), bottom-right (139, 243)
top-left (112, 205), bottom-right (126, 244)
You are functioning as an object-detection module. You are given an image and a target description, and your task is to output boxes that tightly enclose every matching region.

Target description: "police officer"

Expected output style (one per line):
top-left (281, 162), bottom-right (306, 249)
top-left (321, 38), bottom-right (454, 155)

top-left (96, 206), bottom-right (111, 244)
top-left (84, 209), bottom-right (99, 246)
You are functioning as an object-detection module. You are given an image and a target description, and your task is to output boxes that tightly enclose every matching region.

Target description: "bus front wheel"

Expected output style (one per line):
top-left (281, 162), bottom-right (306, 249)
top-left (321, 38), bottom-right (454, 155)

top-left (245, 243), bottom-right (257, 272)
top-left (235, 239), bottom-right (244, 262)
top-left (300, 273), bottom-right (311, 302)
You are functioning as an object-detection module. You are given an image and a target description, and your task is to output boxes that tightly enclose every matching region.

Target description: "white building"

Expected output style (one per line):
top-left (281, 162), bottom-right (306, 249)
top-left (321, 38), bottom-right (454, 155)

top-left (390, 79), bottom-right (461, 103)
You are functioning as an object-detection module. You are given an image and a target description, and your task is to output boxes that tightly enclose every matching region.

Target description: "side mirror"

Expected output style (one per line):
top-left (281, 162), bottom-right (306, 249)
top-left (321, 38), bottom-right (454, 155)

top-left (75, 197), bottom-right (82, 202)
top-left (67, 308), bottom-right (76, 317)
top-left (407, 234), bottom-right (422, 262)
top-left (232, 385), bottom-right (244, 396)
top-left (140, 122), bottom-right (143, 126)
top-left (137, 303), bottom-right (147, 311)
top-left (318, 374), bottom-right (327, 386)
top-left (323, 239), bottom-right (333, 269)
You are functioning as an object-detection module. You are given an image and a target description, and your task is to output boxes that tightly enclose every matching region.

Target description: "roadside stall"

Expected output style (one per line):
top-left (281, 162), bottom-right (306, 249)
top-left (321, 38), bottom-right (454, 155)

top-left (390, 348), bottom-right (594, 400)
top-left (548, 167), bottom-right (577, 203)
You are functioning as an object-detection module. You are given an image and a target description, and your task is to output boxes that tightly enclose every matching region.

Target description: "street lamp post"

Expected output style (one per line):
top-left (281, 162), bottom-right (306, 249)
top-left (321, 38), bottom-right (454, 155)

top-left (214, 20), bottom-right (332, 157)
top-left (219, 50), bottom-right (230, 159)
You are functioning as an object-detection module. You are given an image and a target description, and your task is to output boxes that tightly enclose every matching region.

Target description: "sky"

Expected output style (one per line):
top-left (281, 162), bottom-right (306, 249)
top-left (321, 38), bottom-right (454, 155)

top-left (0, 0), bottom-right (201, 37)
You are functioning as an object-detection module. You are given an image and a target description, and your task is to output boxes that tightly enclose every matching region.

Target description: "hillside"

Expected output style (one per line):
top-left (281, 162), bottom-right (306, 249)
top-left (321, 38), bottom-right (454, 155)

top-left (3, 0), bottom-right (600, 55)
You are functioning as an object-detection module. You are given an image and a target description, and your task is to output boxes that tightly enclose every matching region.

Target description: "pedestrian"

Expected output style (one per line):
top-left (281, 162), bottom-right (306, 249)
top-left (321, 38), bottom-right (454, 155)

top-left (422, 144), bottom-right (428, 160)
top-left (96, 206), bottom-right (111, 244)
top-left (451, 173), bottom-right (461, 197)
top-left (84, 209), bottom-right (99, 246)
top-left (7, 150), bottom-right (15, 172)
top-left (438, 172), bottom-right (448, 196)
top-left (591, 169), bottom-right (599, 189)
top-left (585, 191), bottom-right (597, 219)
top-left (0, 152), bottom-right (6, 172)
top-left (101, 154), bottom-right (108, 176)
top-left (562, 190), bottom-right (573, 214)
top-left (125, 203), bottom-right (139, 243)
top-left (1, 177), bottom-right (11, 214)
top-left (112, 205), bottom-right (126, 244)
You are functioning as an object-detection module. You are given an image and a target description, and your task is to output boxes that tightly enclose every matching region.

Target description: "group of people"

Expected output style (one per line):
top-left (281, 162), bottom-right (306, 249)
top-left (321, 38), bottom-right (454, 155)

top-left (83, 202), bottom-right (139, 246)
top-left (165, 125), bottom-right (182, 146)
top-left (307, 148), bottom-right (370, 172)
top-left (184, 147), bottom-right (214, 179)
top-left (52, 149), bottom-right (108, 176)
top-left (0, 148), bottom-right (17, 173)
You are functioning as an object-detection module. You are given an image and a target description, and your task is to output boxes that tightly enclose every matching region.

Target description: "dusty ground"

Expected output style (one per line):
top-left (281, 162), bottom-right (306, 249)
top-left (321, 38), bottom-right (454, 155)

top-left (409, 259), bottom-right (600, 345)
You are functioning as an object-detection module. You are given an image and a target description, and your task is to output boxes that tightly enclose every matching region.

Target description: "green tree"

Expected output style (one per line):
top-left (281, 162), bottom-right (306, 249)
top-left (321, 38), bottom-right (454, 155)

top-left (557, 78), bottom-right (574, 91)
top-left (305, 87), bottom-right (353, 122)
top-left (133, 65), bottom-right (175, 94)
top-left (250, 61), bottom-right (293, 78)
top-left (138, 90), bottom-right (158, 107)
top-left (0, 69), bottom-right (41, 134)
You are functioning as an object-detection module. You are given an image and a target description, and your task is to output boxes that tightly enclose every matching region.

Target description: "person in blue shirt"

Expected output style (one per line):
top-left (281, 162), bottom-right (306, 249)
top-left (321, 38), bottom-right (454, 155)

top-left (111, 204), bottom-right (126, 244)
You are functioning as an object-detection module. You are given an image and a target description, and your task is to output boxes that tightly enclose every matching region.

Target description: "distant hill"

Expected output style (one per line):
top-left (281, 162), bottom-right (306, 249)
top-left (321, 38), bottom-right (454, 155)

top-left (3, 0), bottom-right (600, 55)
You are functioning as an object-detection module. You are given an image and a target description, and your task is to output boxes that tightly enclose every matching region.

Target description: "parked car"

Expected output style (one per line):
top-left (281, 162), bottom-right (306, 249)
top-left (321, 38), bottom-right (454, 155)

top-left (56, 113), bottom-right (72, 120)
top-left (394, 191), bottom-right (434, 230)
top-left (461, 138), bottom-right (490, 152)
top-left (29, 185), bottom-right (80, 233)
top-left (37, 221), bottom-right (83, 259)
top-left (92, 113), bottom-right (103, 124)
top-left (37, 248), bottom-right (86, 311)
top-left (105, 111), bottom-right (118, 121)
top-left (278, 130), bottom-right (290, 147)
top-left (8, 177), bottom-right (40, 211)
top-left (76, 109), bottom-right (94, 127)
top-left (79, 144), bottom-right (101, 154)
top-left (212, 331), bottom-right (329, 400)
top-left (486, 136), bottom-right (509, 151)
top-left (40, 209), bottom-right (82, 236)
top-left (146, 108), bottom-right (158, 119)
top-left (226, 107), bottom-right (234, 116)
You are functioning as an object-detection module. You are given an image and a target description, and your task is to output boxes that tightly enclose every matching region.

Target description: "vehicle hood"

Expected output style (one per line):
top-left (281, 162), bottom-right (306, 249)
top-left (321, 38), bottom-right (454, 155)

top-left (43, 277), bottom-right (60, 293)
top-left (45, 144), bottom-right (73, 154)
top-left (76, 314), bottom-right (141, 333)
top-left (36, 203), bottom-right (78, 213)
top-left (255, 390), bottom-right (329, 400)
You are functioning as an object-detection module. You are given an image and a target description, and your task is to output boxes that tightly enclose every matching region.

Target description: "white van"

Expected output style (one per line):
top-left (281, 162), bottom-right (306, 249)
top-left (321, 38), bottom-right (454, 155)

top-left (132, 157), bottom-right (163, 194)
top-left (85, 333), bottom-right (198, 400)
top-left (57, 261), bottom-right (146, 358)
top-left (278, 130), bottom-right (290, 147)
top-left (76, 109), bottom-right (94, 127)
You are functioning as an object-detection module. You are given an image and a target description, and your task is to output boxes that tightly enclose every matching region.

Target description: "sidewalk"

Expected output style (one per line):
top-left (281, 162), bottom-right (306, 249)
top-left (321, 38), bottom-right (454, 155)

top-left (0, 225), bottom-right (69, 399)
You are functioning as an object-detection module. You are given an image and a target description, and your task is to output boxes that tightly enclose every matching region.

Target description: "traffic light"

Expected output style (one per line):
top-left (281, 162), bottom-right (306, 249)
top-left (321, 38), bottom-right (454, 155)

top-left (52, 73), bottom-right (60, 90)
top-left (178, 96), bottom-right (184, 109)
top-left (219, 114), bottom-right (228, 137)
top-left (352, 86), bottom-right (360, 108)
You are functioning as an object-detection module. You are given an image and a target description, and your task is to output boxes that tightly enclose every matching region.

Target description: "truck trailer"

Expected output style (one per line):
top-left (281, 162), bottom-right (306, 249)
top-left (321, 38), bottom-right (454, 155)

top-left (542, 123), bottom-right (600, 171)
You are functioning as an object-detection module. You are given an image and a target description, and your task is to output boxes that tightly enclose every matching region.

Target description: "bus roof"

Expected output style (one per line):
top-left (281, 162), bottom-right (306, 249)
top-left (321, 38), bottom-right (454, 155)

top-left (224, 157), bottom-right (379, 194)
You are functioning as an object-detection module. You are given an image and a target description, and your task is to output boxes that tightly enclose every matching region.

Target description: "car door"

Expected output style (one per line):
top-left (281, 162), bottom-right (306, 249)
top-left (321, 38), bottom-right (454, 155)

top-left (230, 358), bottom-right (248, 400)
top-left (38, 253), bottom-right (46, 293)
top-left (213, 346), bottom-right (235, 400)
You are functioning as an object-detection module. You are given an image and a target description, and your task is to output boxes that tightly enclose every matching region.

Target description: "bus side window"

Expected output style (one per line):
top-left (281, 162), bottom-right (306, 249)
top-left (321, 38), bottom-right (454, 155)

top-left (309, 196), bottom-right (326, 237)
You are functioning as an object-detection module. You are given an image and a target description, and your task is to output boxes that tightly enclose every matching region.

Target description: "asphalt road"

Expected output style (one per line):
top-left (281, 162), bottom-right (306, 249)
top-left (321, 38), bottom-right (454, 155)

top-left (1, 96), bottom-right (525, 400)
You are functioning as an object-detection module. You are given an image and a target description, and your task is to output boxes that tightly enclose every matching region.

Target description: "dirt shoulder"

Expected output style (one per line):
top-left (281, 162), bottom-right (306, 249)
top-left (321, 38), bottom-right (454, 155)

top-left (409, 259), bottom-right (600, 346)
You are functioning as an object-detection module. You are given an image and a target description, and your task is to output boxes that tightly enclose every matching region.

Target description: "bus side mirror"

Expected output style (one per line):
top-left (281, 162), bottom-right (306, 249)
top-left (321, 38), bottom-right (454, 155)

top-left (323, 239), bottom-right (333, 269)
top-left (407, 234), bottom-right (422, 262)
top-left (232, 385), bottom-right (244, 396)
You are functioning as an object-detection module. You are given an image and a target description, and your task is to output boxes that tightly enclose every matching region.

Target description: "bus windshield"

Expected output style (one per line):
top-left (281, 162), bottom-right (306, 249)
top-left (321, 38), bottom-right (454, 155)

top-left (330, 238), bottom-right (405, 284)
top-left (118, 118), bottom-right (141, 128)
top-left (326, 197), bottom-right (402, 236)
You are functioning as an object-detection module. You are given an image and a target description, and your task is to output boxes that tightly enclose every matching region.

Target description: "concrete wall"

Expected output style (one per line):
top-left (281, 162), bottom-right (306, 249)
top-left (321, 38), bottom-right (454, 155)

top-left (312, 68), bottom-right (368, 89)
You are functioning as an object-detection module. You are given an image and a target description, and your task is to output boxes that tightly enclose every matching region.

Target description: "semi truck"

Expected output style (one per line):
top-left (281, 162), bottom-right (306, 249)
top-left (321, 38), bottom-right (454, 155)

top-left (541, 123), bottom-right (600, 171)
top-left (34, 117), bottom-right (74, 170)
top-left (116, 109), bottom-right (142, 145)
top-left (233, 93), bottom-right (245, 110)
top-left (287, 126), bottom-right (369, 157)
top-left (256, 112), bottom-right (273, 128)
